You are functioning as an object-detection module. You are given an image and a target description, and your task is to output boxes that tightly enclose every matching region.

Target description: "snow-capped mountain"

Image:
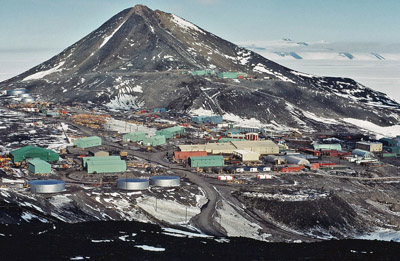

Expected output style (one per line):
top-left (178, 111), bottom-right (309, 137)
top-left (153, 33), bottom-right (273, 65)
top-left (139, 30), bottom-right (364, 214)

top-left (0, 5), bottom-right (399, 132)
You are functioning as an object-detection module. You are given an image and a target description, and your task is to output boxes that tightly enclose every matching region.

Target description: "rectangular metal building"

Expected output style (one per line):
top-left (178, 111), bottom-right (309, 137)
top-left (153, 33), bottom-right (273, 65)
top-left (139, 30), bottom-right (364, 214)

top-left (233, 150), bottom-right (260, 162)
top-left (73, 136), bottom-right (102, 149)
top-left (10, 145), bottom-right (59, 163)
top-left (82, 156), bottom-right (126, 174)
top-left (192, 115), bottom-right (223, 124)
top-left (28, 158), bottom-right (51, 174)
top-left (313, 143), bottom-right (342, 151)
top-left (156, 126), bottom-right (185, 139)
top-left (355, 141), bottom-right (382, 152)
top-left (179, 140), bottom-right (279, 155)
top-left (142, 135), bottom-right (166, 146)
top-left (217, 72), bottom-right (248, 79)
top-left (188, 155), bottom-right (225, 168)
top-left (174, 151), bottom-right (207, 161)
top-left (123, 132), bottom-right (146, 142)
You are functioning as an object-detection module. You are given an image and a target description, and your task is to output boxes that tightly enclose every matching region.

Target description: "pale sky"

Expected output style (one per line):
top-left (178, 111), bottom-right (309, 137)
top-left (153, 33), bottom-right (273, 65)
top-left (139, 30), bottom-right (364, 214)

top-left (1, 0), bottom-right (399, 51)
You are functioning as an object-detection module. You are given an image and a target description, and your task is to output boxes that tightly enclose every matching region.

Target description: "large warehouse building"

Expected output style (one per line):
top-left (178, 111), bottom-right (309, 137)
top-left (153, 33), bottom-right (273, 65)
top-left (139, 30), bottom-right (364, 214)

top-left (10, 145), bottom-right (59, 163)
top-left (188, 155), bottom-right (225, 168)
top-left (156, 126), bottom-right (185, 139)
top-left (179, 140), bottom-right (279, 155)
top-left (82, 156), bottom-right (126, 174)
top-left (73, 136), bottom-right (102, 149)
top-left (313, 143), bottom-right (342, 151)
top-left (123, 132), bottom-right (146, 142)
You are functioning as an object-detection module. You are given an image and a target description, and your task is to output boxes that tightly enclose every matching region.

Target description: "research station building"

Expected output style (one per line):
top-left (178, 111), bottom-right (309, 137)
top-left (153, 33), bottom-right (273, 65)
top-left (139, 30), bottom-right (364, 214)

top-left (10, 145), bottom-right (59, 163)
top-left (73, 136), bottom-right (102, 149)
top-left (355, 141), bottom-right (382, 152)
top-left (28, 159), bottom-right (52, 174)
top-left (188, 155), bottom-right (225, 168)
top-left (156, 126), bottom-right (185, 139)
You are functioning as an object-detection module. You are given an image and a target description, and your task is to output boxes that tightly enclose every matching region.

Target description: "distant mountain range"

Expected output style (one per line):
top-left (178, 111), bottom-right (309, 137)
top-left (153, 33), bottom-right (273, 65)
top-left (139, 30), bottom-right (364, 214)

top-left (0, 5), bottom-right (399, 133)
top-left (241, 39), bottom-right (400, 61)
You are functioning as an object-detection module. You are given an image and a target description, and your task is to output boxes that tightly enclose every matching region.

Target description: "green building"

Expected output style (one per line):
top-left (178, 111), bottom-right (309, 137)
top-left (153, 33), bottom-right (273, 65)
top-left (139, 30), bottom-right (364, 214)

top-left (142, 135), bottom-right (166, 147)
top-left (82, 156), bottom-right (121, 168)
top-left (313, 143), bottom-right (342, 151)
top-left (82, 156), bottom-right (126, 174)
top-left (218, 138), bottom-right (244, 143)
top-left (156, 126), bottom-right (185, 139)
top-left (123, 132), bottom-right (146, 142)
top-left (73, 136), bottom-right (102, 149)
top-left (217, 72), bottom-right (248, 79)
top-left (28, 158), bottom-right (51, 174)
top-left (190, 70), bottom-right (216, 76)
top-left (188, 156), bottom-right (225, 168)
top-left (10, 145), bottom-right (59, 163)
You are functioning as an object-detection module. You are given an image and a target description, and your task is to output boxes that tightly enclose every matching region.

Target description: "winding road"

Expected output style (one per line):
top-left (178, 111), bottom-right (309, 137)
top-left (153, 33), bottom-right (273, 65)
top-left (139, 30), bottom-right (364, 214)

top-left (65, 120), bottom-right (225, 236)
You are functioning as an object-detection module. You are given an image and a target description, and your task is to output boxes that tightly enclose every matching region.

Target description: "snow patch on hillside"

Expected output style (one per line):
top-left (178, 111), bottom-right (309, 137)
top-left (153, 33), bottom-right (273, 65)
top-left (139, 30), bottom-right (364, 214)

top-left (357, 228), bottom-right (400, 242)
top-left (216, 200), bottom-right (269, 241)
top-left (136, 196), bottom-right (200, 224)
top-left (341, 118), bottom-right (400, 139)
top-left (99, 20), bottom-right (127, 49)
top-left (105, 94), bottom-right (144, 110)
top-left (22, 61), bottom-right (65, 81)
top-left (171, 14), bottom-right (205, 34)
top-left (253, 63), bottom-right (295, 83)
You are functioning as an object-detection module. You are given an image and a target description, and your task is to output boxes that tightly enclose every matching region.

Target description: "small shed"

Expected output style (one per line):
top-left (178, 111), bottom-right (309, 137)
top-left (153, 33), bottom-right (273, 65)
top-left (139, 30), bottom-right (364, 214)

top-left (88, 149), bottom-right (109, 157)
top-left (28, 159), bottom-right (51, 174)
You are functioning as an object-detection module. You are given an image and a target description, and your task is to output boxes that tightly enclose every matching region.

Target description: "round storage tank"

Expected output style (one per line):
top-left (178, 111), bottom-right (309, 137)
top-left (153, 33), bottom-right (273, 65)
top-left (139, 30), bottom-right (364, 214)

top-left (22, 97), bottom-right (34, 103)
top-left (117, 178), bottom-right (149, 190)
top-left (149, 176), bottom-right (180, 187)
top-left (29, 180), bottom-right (65, 193)
top-left (7, 89), bottom-right (26, 96)
top-left (18, 93), bottom-right (31, 98)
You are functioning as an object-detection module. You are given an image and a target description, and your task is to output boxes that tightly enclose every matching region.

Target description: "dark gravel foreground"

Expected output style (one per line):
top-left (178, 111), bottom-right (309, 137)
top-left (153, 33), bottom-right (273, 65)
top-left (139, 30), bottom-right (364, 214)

top-left (0, 221), bottom-right (399, 260)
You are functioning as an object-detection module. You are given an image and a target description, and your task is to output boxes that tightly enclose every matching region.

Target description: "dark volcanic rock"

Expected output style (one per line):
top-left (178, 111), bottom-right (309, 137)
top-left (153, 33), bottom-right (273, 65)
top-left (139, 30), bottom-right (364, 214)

top-left (0, 221), bottom-right (399, 260)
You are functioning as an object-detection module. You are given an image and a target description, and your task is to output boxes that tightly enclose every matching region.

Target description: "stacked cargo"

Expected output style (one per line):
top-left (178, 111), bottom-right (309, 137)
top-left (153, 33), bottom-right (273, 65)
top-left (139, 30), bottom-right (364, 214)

top-left (277, 165), bottom-right (304, 172)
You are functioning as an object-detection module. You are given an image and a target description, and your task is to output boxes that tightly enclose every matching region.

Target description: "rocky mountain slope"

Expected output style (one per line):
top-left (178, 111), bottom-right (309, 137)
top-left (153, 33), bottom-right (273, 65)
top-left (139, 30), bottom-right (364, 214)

top-left (1, 5), bottom-right (399, 131)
